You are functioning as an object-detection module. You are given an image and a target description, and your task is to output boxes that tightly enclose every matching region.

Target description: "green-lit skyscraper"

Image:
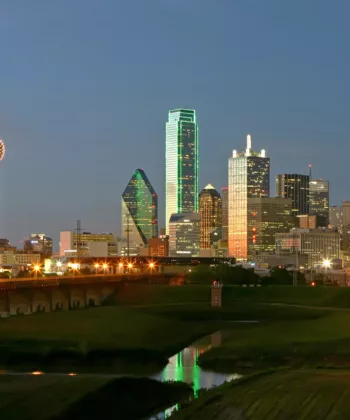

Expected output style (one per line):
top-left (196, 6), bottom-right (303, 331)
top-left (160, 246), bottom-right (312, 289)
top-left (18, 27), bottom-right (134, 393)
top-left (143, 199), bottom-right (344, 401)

top-left (165, 109), bottom-right (199, 233)
top-left (121, 169), bottom-right (158, 256)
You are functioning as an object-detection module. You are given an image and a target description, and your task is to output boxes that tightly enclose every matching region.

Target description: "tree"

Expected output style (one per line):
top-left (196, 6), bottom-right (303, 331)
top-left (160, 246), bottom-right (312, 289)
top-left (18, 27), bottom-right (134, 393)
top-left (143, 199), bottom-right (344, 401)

top-left (187, 264), bottom-right (215, 284)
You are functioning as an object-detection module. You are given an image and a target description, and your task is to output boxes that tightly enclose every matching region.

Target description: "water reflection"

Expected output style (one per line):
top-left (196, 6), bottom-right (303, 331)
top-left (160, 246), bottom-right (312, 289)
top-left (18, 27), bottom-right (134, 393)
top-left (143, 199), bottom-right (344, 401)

top-left (150, 331), bottom-right (241, 419)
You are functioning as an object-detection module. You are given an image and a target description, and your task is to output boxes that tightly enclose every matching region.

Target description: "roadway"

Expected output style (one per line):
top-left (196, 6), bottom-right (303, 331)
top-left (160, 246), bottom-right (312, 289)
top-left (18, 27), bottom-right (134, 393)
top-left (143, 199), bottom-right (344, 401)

top-left (0, 272), bottom-right (175, 290)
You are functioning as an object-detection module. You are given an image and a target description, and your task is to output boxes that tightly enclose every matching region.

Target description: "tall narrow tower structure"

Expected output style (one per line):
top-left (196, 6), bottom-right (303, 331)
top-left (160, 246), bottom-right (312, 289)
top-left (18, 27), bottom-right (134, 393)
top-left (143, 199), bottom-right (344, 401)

top-left (228, 135), bottom-right (270, 260)
top-left (165, 109), bottom-right (199, 233)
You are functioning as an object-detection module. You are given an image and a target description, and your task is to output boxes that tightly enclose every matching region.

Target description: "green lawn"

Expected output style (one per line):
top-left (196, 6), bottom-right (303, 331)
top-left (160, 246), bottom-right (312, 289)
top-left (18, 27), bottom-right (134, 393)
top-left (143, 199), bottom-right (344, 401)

top-left (198, 308), bottom-right (350, 372)
top-left (0, 304), bottom-right (216, 373)
top-left (172, 370), bottom-right (350, 419)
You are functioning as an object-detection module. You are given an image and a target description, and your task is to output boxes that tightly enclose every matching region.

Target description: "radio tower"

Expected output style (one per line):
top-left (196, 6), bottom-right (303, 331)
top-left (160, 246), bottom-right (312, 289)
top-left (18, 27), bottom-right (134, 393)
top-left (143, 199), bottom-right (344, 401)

top-left (308, 164), bottom-right (312, 180)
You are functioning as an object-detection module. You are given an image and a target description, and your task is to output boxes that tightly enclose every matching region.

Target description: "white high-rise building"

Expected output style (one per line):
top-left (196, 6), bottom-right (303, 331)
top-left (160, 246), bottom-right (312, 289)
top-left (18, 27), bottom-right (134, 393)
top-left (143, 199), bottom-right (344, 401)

top-left (228, 135), bottom-right (270, 260)
top-left (165, 109), bottom-right (199, 234)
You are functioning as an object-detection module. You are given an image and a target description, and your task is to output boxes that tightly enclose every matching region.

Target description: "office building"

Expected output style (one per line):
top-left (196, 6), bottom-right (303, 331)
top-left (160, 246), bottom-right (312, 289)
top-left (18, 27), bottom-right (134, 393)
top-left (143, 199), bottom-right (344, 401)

top-left (248, 197), bottom-right (295, 259)
top-left (276, 228), bottom-right (340, 268)
top-left (276, 174), bottom-right (310, 216)
top-left (59, 231), bottom-right (118, 257)
top-left (309, 179), bottom-right (329, 227)
top-left (341, 202), bottom-right (350, 251)
top-left (329, 205), bottom-right (343, 233)
top-left (121, 168), bottom-right (158, 256)
top-left (297, 214), bottom-right (317, 229)
top-left (199, 184), bottom-right (222, 249)
top-left (148, 236), bottom-right (169, 257)
top-left (169, 213), bottom-right (200, 257)
top-left (221, 187), bottom-right (228, 241)
top-left (165, 109), bottom-right (199, 233)
top-left (24, 233), bottom-right (53, 257)
top-left (228, 134), bottom-right (270, 260)
top-left (0, 250), bottom-right (41, 266)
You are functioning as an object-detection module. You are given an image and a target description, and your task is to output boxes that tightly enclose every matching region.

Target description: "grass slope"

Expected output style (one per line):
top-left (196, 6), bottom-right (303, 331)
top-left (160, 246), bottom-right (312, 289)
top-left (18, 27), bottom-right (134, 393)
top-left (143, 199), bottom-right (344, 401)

top-left (172, 370), bottom-right (350, 420)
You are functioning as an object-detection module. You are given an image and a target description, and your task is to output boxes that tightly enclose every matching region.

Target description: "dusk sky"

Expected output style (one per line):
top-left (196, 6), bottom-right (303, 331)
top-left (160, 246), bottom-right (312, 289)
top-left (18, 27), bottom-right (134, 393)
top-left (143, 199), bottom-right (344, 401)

top-left (0, 0), bottom-right (349, 248)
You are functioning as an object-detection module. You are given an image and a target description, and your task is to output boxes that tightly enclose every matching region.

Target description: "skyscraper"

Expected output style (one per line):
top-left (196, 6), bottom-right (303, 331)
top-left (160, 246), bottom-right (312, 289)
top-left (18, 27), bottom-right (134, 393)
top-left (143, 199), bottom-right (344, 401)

top-left (248, 197), bottom-right (295, 258)
top-left (309, 179), bottom-right (329, 227)
top-left (121, 169), bottom-right (158, 256)
top-left (165, 109), bottom-right (199, 233)
top-left (276, 174), bottom-right (310, 216)
top-left (221, 187), bottom-right (228, 241)
top-left (228, 134), bottom-right (270, 260)
top-left (199, 184), bottom-right (222, 249)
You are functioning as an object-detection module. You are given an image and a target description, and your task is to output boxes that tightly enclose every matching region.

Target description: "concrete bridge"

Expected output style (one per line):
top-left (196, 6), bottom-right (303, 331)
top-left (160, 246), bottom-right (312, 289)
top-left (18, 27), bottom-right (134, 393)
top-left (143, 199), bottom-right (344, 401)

top-left (0, 272), bottom-right (180, 317)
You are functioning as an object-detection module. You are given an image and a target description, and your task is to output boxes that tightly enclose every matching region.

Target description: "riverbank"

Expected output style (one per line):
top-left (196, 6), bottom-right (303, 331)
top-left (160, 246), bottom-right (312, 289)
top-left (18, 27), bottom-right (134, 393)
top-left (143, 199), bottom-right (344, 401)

top-left (0, 304), bottom-right (215, 373)
top-left (0, 375), bottom-right (192, 420)
top-left (198, 308), bottom-right (350, 373)
top-left (171, 369), bottom-right (350, 419)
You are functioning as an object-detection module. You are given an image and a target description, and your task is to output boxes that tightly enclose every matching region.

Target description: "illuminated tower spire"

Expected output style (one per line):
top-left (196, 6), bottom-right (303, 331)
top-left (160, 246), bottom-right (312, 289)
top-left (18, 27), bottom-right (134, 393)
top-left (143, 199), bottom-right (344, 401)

top-left (246, 134), bottom-right (252, 156)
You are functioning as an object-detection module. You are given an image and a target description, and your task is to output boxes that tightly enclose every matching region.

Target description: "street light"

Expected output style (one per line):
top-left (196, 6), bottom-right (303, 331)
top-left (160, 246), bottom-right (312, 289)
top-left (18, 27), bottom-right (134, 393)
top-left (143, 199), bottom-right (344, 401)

top-left (322, 259), bottom-right (331, 269)
top-left (323, 259), bottom-right (331, 283)
top-left (103, 263), bottom-right (108, 275)
top-left (33, 264), bottom-right (40, 279)
top-left (94, 263), bottom-right (99, 274)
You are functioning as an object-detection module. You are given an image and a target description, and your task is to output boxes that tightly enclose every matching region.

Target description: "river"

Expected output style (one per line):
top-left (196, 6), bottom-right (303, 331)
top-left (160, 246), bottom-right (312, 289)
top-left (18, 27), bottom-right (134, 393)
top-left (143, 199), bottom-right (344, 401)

top-left (149, 331), bottom-right (241, 419)
top-left (0, 331), bottom-right (240, 419)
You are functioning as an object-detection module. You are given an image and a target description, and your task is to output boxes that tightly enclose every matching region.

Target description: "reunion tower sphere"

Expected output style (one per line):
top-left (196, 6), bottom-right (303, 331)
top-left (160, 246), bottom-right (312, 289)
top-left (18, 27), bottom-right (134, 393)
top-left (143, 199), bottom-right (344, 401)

top-left (0, 139), bottom-right (5, 161)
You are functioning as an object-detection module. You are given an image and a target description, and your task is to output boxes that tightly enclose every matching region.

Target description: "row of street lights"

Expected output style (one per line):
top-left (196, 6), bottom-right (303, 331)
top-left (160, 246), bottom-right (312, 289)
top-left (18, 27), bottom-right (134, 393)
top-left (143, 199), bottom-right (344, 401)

top-left (31, 260), bottom-right (156, 278)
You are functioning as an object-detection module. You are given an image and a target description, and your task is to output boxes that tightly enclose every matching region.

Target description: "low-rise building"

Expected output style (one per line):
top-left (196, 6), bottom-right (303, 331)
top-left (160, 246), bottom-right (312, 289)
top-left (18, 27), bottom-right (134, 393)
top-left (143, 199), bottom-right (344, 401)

top-left (60, 231), bottom-right (118, 257)
top-left (276, 228), bottom-right (340, 268)
top-left (169, 213), bottom-right (200, 257)
top-left (148, 235), bottom-right (169, 257)
top-left (0, 250), bottom-right (41, 266)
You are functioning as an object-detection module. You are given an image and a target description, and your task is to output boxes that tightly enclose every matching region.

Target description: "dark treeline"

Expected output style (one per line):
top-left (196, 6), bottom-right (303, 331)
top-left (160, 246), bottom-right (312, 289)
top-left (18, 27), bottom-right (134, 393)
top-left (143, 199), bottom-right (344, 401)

top-left (188, 264), bottom-right (306, 286)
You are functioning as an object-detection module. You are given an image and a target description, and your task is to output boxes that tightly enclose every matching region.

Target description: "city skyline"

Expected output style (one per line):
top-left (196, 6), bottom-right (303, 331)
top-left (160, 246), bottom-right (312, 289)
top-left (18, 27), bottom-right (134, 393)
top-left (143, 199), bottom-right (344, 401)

top-left (0, 1), bottom-right (349, 246)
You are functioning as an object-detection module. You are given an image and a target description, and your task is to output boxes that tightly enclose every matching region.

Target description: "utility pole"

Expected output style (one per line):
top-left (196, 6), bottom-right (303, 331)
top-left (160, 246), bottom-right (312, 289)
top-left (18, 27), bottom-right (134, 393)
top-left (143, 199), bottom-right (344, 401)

top-left (75, 219), bottom-right (82, 263)
top-left (125, 214), bottom-right (131, 259)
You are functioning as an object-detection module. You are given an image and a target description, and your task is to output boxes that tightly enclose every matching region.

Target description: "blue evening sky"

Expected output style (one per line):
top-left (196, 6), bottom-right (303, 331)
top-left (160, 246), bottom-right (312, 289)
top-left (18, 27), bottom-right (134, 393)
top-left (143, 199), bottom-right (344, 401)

top-left (0, 0), bottom-right (349, 247)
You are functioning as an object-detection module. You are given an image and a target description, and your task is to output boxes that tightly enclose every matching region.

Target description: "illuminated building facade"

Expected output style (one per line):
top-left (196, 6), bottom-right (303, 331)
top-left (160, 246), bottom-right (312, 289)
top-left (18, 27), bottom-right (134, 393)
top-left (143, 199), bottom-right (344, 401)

top-left (24, 233), bottom-right (53, 257)
top-left (60, 231), bottom-right (118, 257)
top-left (121, 168), bottom-right (158, 256)
top-left (276, 228), bottom-right (340, 268)
top-left (297, 214), bottom-right (317, 229)
top-left (221, 187), bottom-right (228, 241)
top-left (169, 213), bottom-right (200, 257)
top-left (309, 179), bottom-right (329, 227)
top-left (329, 205), bottom-right (343, 233)
top-left (148, 236), bottom-right (169, 257)
top-left (165, 109), bottom-right (199, 233)
top-left (276, 174), bottom-right (310, 216)
top-left (228, 135), bottom-right (270, 260)
top-left (199, 184), bottom-right (222, 249)
top-left (248, 197), bottom-right (295, 259)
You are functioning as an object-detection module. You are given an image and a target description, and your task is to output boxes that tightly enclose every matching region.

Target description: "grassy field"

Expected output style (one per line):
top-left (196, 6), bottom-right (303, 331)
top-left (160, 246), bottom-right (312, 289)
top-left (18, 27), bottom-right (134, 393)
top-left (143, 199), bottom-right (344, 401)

top-left (0, 304), bottom-right (214, 373)
top-left (198, 308), bottom-right (350, 372)
top-left (113, 283), bottom-right (350, 308)
top-left (2, 283), bottom-right (350, 373)
top-left (0, 375), bottom-right (191, 420)
top-left (2, 285), bottom-right (350, 418)
top-left (172, 370), bottom-right (350, 419)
